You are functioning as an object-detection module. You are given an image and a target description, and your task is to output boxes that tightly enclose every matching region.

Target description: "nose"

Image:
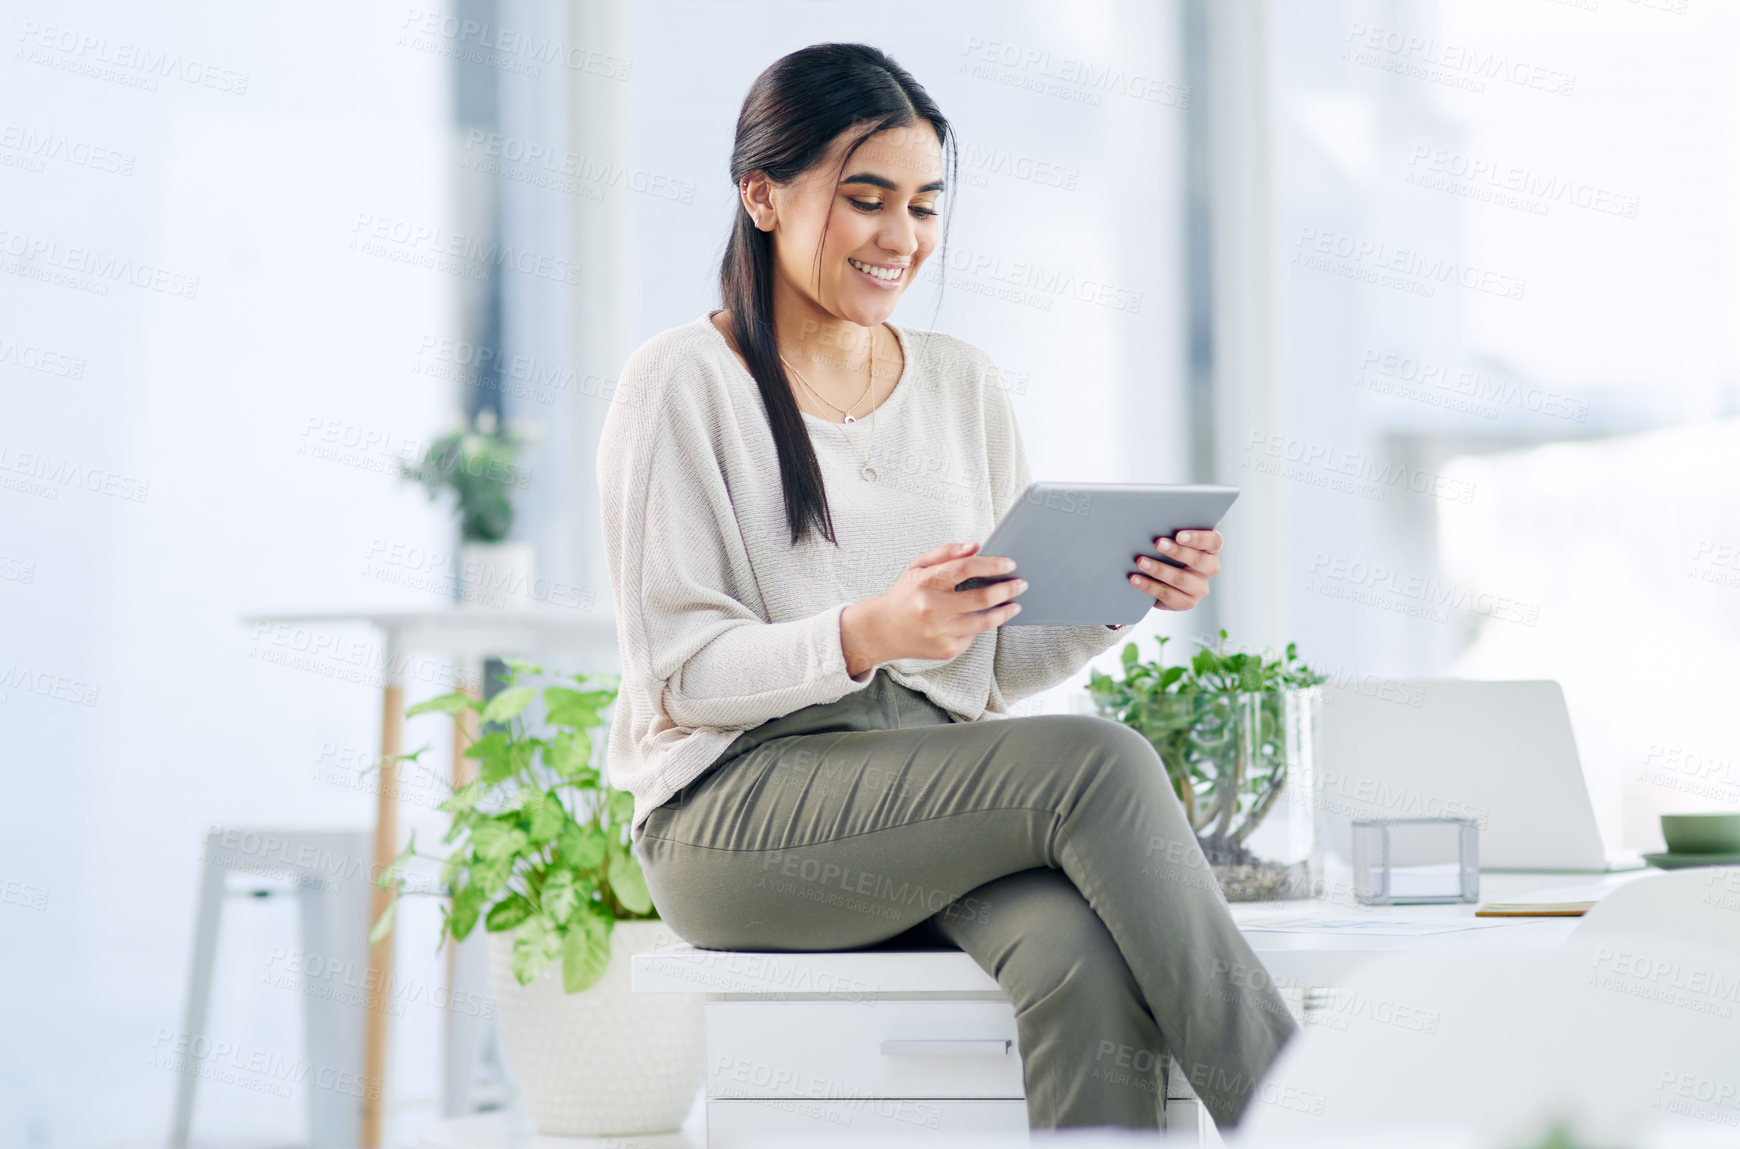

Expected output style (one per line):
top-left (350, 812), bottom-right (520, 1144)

top-left (878, 213), bottom-right (919, 260)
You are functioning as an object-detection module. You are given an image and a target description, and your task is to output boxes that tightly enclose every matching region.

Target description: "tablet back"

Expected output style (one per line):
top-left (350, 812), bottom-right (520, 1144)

top-left (964, 482), bottom-right (1239, 626)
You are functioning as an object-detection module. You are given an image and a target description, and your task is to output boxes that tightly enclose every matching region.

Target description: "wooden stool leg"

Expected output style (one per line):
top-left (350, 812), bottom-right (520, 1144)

top-left (361, 681), bottom-right (404, 1147)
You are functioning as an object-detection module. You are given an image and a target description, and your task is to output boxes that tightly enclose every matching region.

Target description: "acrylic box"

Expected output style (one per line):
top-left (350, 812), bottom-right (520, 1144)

top-left (1350, 817), bottom-right (1480, 905)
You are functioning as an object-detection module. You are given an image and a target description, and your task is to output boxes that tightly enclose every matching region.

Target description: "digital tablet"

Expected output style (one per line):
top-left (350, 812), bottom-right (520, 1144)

top-left (954, 482), bottom-right (1240, 626)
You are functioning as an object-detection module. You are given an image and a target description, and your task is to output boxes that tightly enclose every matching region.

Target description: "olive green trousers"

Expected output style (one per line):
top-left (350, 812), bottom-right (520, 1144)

top-left (634, 669), bottom-right (1299, 1131)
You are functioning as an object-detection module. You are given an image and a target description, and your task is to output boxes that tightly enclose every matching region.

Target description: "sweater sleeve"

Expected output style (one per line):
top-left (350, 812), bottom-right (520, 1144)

top-left (978, 355), bottom-right (1134, 712)
top-left (598, 345), bottom-right (877, 737)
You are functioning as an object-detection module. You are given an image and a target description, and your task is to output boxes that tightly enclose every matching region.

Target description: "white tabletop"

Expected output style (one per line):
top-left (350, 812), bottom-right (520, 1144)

top-left (243, 607), bottom-right (620, 662)
top-left (631, 870), bottom-right (1658, 993)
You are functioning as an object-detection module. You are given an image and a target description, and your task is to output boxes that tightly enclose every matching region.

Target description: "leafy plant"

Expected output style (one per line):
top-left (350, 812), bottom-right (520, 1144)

top-left (1088, 630), bottom-right (1326, 867)
top-left (370, 660), bottom-right (654, 994)
top-left (399, 409), bottom-right (529, 543)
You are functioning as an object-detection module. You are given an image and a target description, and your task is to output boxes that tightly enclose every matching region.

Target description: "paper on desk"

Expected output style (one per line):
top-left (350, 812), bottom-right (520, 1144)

top-left (1231, 911), bottom-right (1523, 935)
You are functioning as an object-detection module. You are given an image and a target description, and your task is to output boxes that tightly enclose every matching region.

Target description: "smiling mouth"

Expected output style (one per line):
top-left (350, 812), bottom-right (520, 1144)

top-left (848, 257), bottom-right (906, 284)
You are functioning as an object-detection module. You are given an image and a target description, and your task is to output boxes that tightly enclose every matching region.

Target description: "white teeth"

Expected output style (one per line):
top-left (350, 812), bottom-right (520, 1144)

top-left (850, 258), bottom-right (903, 281)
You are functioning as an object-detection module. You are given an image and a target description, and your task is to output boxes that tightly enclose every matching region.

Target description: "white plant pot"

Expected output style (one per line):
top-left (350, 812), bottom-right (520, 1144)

top-left (458, 541), bottom-right (535, 610)
top-left (488, 920), bottom-right (704, 1136)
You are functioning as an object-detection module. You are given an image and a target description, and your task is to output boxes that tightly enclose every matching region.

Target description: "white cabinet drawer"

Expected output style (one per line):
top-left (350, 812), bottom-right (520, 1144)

top-left (707, 1000), bottom-right (1025, 1100)
top-left (707, 1097), bottom-right (1029, 1146)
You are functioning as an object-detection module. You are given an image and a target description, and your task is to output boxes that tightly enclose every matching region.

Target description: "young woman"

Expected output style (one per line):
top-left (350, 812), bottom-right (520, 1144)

top-left (597, 42), bottom-right (1296, 1132)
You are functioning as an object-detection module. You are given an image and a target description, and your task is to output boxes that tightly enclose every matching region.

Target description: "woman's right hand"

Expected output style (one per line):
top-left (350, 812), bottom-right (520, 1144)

top-left (840, 542), bottom-right (1026, 674)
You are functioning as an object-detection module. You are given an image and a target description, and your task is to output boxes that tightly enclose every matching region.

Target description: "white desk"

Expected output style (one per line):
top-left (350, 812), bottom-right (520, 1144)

top-left (243, 607), bottom-right (619, 1149)
top-left (626, 869), bottom-right (1656, 1148)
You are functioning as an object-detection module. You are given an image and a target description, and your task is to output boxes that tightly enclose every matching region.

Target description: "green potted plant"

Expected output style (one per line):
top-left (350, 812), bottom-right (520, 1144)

top-left (371, 660), bottom-right (702, 1136)
top-left (400, 409), bottom-right (536, 608)
top-left (1088, 630), bottom-right (1326, 901)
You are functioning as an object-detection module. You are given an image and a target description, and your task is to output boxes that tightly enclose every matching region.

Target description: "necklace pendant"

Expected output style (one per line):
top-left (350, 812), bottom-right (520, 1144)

top-left (842, 414), bottom-right (856, 424)
top-left (860, 463), bottom-right (879, 482)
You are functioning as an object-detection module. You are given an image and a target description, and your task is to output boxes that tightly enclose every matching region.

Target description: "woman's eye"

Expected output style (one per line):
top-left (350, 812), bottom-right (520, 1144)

top-left (848, 198), bottom-right (940, 218)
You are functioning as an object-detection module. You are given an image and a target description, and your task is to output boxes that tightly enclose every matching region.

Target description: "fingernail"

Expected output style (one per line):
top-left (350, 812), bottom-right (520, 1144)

top-left (1129, 574), bottom-right (1141, 585)
top-left (1178, 532), bottom-right (1192, 544)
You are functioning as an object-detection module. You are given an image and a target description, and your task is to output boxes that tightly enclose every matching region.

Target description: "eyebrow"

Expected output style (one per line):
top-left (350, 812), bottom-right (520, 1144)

top-left (841, 171), bottom-right (946, 194)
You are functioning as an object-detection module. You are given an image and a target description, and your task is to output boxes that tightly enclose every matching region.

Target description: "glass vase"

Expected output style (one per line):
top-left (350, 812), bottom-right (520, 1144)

top-left (1115, 688), bottom-right (1322, 901)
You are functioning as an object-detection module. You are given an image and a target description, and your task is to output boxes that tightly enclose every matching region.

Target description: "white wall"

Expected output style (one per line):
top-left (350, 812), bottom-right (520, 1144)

top-left (2, 3), bottom-right (464, 1142)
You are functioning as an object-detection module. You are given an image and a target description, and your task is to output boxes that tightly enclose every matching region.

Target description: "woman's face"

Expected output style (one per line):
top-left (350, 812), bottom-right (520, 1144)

top-left (754, 123), bottom-right (944, 328)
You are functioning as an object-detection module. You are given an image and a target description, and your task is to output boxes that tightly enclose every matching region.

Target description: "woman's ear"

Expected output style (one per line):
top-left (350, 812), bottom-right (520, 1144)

top-left (739, 172), bottom-right (777, 232)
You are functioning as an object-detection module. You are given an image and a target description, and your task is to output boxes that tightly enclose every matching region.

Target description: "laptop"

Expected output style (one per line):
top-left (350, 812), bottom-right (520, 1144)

top-left (1317, 679), bottom-right (1644, 873)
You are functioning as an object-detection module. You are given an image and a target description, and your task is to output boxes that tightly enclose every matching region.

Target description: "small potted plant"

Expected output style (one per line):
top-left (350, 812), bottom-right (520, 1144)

top-left (371, 661), bottom-right (703, 1135)
top-left (1088, 630), bottom-right (1326, 901)
top-left (400, 409), bottom-right (537, 608)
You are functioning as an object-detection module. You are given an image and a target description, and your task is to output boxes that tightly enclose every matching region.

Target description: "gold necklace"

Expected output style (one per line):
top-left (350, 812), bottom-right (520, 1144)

top-left (782, 353), bottom-right (872, 423)
top-left (781, 330), bottom-right (879, 482)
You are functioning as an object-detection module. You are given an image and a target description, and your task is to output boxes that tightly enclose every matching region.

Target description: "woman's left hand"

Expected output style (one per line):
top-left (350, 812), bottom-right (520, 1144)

top-left (1129, 530), bottom-right (1222, 612)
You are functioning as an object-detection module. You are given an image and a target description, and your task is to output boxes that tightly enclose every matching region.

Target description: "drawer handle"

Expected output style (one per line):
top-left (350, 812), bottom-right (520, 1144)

top-left (880, 1039), bottom-right (1012, 1057)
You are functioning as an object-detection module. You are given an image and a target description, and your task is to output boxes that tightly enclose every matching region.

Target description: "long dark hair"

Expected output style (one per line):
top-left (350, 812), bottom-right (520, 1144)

top-left (720, 43), bottom-right (956, 547)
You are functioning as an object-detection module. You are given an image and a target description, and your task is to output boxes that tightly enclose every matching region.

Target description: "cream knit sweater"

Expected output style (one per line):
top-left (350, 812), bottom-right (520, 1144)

top-left (598, 312), bottom-right (1131, 838)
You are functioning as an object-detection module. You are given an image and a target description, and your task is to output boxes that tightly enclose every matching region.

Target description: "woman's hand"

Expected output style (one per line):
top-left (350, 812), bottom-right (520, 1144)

top-left (841, 542), bottom-right (1024, 674)
top-left (1129, 529), bottom-right (1223, 613)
